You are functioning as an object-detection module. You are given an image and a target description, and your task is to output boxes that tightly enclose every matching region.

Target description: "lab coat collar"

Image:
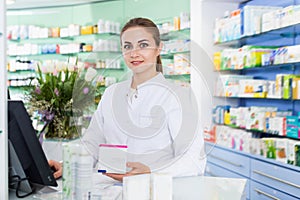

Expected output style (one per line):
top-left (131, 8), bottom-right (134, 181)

top-left (125, 72), bottom-right (166, 94)
top-left (130, 72), bottom-right (166, 88)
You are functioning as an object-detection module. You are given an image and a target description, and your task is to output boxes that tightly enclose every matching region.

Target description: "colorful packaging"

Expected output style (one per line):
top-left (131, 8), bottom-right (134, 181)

top-left (275, 139), bottom-right (288, 163)
top-left (262, 138), bottom-right (276, 159)
top-left (295, 143), bottom-right (300, 167)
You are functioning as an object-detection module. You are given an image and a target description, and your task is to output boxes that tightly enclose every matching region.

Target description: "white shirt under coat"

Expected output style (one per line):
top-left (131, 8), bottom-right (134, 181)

top-left (82, 73), bottom-right (206, 177)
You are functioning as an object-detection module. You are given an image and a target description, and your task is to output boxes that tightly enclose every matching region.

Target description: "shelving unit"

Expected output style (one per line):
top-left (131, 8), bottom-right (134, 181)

top-left (203, 0), bottom-right (300, 199)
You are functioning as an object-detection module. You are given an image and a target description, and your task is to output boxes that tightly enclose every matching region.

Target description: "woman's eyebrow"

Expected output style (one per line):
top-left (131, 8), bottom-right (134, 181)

top-left (138, 39), bottom-right (149, 43)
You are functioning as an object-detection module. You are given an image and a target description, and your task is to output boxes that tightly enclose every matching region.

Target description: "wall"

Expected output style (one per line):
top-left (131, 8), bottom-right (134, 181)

top-left (190, 0), bottom-right (239, 132)
top-left (7, 0), bottom-right (190, 26)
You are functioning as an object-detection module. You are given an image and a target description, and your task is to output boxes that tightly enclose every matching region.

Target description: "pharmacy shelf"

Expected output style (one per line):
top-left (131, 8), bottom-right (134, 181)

top-left (8, 37), bottom-right (72, 44)
top-left (161, 50), bottom-right (190, 59)
top-left (214, 95), bottom-right (300, 101)
top-left (215, 123), bottom-right (300, 141)
top-left (216, 62), bottom-right (300, 72)
top-left (7, 69), bottom-right (35, 73)
top-left (214, 23), bottom-right (300, 47)
top-left (160, 28), bottom-right (190, 41)
top-left (164, 73), bottom-right (190, 80)
top-left (8, 32), bottom-right (119, 43)
top-left (7, 51), bottom-right (121, 61)
top-left (7, 54), bottom-right (70, 61)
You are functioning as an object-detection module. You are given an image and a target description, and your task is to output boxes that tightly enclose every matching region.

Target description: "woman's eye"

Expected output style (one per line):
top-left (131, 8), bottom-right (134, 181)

top-left (139, 43), bottom-right (148, 48)
top-left (123, 44), bottom-right (132, 50)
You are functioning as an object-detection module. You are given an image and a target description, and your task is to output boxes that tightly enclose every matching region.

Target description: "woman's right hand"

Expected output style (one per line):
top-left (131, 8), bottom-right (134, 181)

top-left (48, 160), bottom-right (63, 179)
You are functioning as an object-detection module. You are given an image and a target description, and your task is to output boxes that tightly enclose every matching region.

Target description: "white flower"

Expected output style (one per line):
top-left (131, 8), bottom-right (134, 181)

top-left (67, 63), bottom-right (75, 72)
top-left (41, 65), bottom-right (48, 73)
top-left (47, 63), bottom-right (55, 73)
top-left (77, 61), bottom-right (85, 72)
top-left (61, 71), bottom-right (66, 82)
top-left (56, 62), bottom-right (64, 72)
top-left (31, 78), bottom-right (39, 86)
top-left (85, 67), bottom-right (97, 82)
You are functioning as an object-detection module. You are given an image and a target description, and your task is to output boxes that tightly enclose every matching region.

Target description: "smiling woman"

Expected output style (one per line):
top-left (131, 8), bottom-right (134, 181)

top-left (49, 17), bottom-right (206, 182)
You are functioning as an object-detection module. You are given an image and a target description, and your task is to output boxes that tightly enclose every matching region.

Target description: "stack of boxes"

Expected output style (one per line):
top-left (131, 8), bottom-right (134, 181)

top-left (206, 124), bottom-right (300, 166)
top-left (212, 105), bottom-right (300, 138)
top-left (214, 73), bottom-right (300, 100)
top-left (214, 5), bottom-right (300, 43)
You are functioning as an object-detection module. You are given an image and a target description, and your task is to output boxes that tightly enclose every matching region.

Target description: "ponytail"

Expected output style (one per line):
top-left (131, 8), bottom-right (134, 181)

top-left (156, 55), bottom-right (163, 73)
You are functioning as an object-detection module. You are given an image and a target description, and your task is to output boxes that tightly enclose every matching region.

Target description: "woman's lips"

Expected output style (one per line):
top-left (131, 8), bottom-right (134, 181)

top-left (131, 61), bottom-right (144, 66)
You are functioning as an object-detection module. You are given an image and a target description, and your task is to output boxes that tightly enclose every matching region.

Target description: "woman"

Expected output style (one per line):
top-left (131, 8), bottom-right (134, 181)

top-left (49, 17), bottom-right (206, 181)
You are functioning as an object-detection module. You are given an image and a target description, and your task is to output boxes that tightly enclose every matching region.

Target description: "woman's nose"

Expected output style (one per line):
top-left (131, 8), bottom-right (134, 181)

top-left (130, 48), bottom-right (139, 57)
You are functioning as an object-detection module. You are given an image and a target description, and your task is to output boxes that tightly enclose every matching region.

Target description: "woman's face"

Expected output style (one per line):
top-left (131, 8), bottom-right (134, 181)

top-left (121, 26), bottom-right (161, 74)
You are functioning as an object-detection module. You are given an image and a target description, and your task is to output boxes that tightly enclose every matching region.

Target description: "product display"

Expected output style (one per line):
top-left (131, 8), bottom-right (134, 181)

top-left (208, 1), bottom-right (300, 199)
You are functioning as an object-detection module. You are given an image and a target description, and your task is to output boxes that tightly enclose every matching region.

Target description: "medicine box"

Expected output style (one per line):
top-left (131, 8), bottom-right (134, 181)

top-left (295, 144), bottom-right (300, 167)
top-left (292, 77), bottom-right (300, 99)
top-left (238, 79), bottom-right (268, 98)
top-left (262, 138), bottom-right (276, 159)
top-left (98, 144), bottom-right (127, 173)
top-left (275, 139), bottom-right (289, 163)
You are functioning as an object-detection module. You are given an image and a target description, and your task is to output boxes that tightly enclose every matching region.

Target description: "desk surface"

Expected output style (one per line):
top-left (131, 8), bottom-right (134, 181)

top-left (10, 175), bottom-right (247, 200)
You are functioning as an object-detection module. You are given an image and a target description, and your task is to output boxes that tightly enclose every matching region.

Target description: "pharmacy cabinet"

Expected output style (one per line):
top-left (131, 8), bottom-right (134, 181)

top-left (250, 181), bottom-right (299, 200)
top-left (205, 142), bottom-right (300, 199)
top-left (205, 142), bottom-right (250, 177)
top-left (251, 159), bottom-right (300, 198)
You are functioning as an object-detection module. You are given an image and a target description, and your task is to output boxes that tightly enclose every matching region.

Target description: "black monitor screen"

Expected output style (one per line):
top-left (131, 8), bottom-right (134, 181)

top-left (8, 100), bottom-right (57, 194)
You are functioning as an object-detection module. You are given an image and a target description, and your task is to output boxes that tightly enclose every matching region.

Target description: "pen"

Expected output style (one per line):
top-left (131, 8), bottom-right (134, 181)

top-left (98, 169), bottom-right (107, 173)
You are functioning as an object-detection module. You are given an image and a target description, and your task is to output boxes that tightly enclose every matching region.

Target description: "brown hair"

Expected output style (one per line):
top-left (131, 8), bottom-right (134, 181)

top-left (120, 17), bottom-right (163, 73)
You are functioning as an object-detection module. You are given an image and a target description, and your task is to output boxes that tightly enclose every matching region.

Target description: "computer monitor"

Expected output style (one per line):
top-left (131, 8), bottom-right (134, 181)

top-left (8, 100), bottom-right (57, 197)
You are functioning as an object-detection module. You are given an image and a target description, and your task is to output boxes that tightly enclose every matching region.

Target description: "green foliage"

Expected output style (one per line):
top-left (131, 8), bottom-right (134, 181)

top-left (27, 62), bottom-right (98, 139)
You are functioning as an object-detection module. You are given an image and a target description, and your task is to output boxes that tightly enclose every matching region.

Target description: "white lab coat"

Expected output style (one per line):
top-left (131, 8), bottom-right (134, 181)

top-left (82, 73), bottom-right (206, 177)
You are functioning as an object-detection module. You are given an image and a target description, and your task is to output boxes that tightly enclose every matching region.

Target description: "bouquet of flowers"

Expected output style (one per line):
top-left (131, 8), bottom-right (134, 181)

top-left (27, 60), bottom-right (98, 139)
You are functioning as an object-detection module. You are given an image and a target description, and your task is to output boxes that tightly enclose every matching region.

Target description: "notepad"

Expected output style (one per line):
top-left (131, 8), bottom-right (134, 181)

top-left (98, 144), bottom-right (128, 174)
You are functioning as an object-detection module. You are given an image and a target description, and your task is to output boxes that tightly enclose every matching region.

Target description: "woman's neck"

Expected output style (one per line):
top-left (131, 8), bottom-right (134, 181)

top-left (131, 69), bottom-right (158, 89)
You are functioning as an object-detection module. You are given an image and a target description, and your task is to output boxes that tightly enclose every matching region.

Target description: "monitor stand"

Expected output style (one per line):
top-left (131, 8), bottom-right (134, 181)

top-left (8, 140), bottom-right (33, 194)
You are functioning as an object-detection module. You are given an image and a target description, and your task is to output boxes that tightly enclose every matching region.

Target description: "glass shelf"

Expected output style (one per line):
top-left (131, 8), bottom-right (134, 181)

top-left (68, 32), bottom-right (119, 40)
top-left (164, 74), bottom-right (190, 82)
top-left (160, 28), bottom-right (190, 41)
top-left (8, 32), bottom-right (120, 43)
top-left (7, 69), bottom-right (35, 73)
top-left (8, 51), bottom-right (121, 59)
top-left (8, 77), bottom-right (35, 81)
top-left (75, 51), bottom-right (121, 55)
top-left (161, 51), bottom-right (190, 59)
top-left (8, 37), bottom-right (73, 44)
top-left (95, 68), bottom-right (124, 71)
top-left (7, 54), bottom-right (70, 61)
top-left (8, 85), bottom-right (33, 88)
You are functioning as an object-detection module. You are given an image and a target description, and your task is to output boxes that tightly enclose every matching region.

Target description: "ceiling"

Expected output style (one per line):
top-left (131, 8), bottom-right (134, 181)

top-left (6, 0), bottom-right (248, 10)
top-left (6, 0), bottom-right (116, 10)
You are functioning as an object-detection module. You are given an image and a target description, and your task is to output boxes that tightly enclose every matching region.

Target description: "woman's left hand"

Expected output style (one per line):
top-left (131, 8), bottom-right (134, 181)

top-left (105, 162), bottom-right (151, 182)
